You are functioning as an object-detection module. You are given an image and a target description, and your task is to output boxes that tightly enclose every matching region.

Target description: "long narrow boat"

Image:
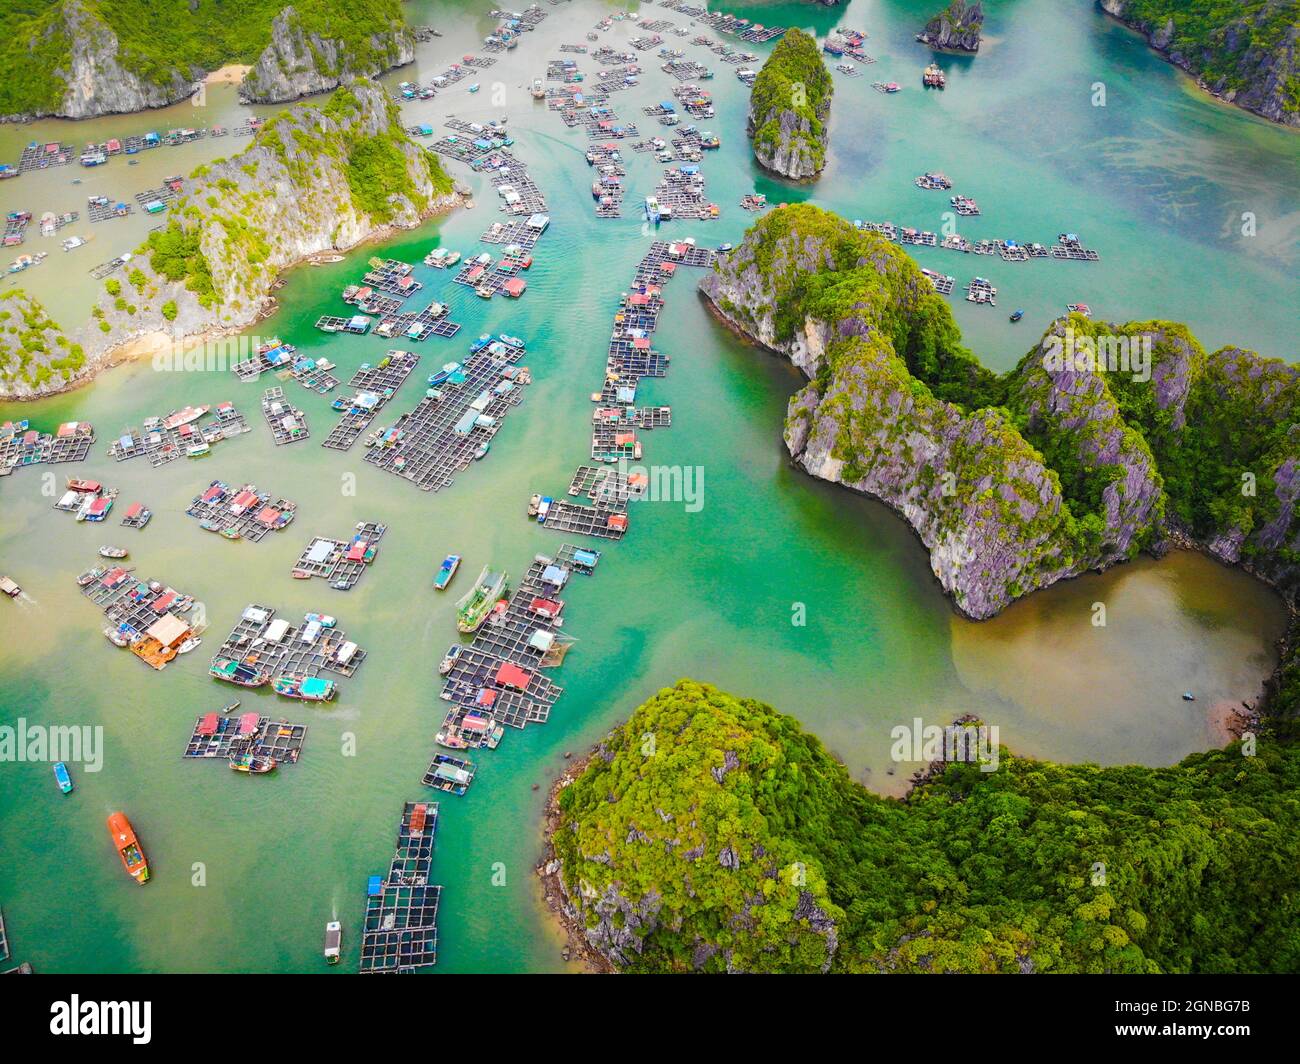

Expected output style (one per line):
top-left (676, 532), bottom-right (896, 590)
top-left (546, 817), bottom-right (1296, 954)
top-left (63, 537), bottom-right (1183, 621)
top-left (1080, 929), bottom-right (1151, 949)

top-left (107, 811), bottom-right (149, 884)
top-left (54, 761), bottom-right (73, 794)
top-left (455, 566), bottom-right (507, 633)
top-left (324, 921), bottom-right (342, 965)
top-left (272, 675), bottom-right (336, 701)
top-left (434, 553), bottom-right (461, 590)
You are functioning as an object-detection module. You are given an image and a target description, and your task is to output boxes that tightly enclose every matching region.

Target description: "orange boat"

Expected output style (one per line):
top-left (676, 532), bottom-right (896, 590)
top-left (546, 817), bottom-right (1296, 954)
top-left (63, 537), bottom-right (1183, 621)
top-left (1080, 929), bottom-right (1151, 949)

top-left (107, 811), bottom-right (150, 884)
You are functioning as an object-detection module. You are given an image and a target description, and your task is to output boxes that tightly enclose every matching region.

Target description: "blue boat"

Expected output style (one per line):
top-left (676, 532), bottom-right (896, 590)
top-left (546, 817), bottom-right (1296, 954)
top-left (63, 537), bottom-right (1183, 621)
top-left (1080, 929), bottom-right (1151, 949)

top-left (435, 554), bottom-right (461, 590)
top-left (54, 761), bottom-right (73, 794)
top-left (1010, 309), bottom-right (1024, 322)
top-left (468, 83), bottom-right (480, 94)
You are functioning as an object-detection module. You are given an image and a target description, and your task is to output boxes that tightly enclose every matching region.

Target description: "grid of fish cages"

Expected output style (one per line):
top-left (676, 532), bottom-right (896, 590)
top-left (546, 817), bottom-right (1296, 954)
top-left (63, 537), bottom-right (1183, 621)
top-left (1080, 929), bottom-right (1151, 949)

top-left (290, 521), bottom-right (387, 591)
top-left (184, 480), bottom-right (297, 543)
top-left (321, 351), bottom-right (421, 452)
top-left (360, 802), bottom-right (441, 974)
top-left (183, 714), bottom-right (308, 764)
top-left (262, 387), bottom-right (310, 445)
top-left (0, 421), bottom-right (95, 476)
top-left (209, 603), bottom-right (367, 691)
top-left (107, 403), bottom-right (250, 466)
top-left (363, 342), bottom-right (529, 492)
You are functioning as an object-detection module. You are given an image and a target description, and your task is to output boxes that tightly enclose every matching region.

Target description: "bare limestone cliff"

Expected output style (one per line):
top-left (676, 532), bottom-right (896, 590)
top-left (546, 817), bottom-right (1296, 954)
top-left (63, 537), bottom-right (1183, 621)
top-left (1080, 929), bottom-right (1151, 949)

top-left (240, 6), bottom-right (414, 104)
top-left (918, 1), bottom-right (984, 52)
top-left (0, 81), bottom-right (462, 399)
top-left (700, 204), bottom-right (1300, 619)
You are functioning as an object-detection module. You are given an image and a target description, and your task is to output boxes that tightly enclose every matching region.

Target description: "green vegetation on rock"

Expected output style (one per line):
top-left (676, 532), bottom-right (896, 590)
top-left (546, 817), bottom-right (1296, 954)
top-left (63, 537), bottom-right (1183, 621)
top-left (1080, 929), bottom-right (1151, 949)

top-left (703, 204), bottom-right (1300, 617)
top-left (0, 0), bottom-right (411, 118)
top-left (551, 679), bottom-right (1300, 973)
top-left (1102, 0), bottom-right (1300, 125)
top-left (0, 289), bottom-right (86, 391)
top-left (748, 28), bottom-right (833, 178)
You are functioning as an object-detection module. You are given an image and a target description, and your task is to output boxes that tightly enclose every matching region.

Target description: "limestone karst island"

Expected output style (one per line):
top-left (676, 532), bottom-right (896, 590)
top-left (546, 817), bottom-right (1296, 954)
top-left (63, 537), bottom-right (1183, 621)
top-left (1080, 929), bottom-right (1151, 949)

top-left (0, 0), bottom-right (1297, 1022)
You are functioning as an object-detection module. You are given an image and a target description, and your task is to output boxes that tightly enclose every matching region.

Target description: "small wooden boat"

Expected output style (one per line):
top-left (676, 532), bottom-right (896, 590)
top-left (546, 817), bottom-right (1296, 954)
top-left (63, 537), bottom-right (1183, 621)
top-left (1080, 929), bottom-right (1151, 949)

top-left (107, 811), bottom-right (150, 884)
top-left (77, 567), bottom-right (106, 586)
top-left (324, 921), bottom-right (342, 964)
top-left (98, 545), bottom-right (128, 559)
top-left (439, 644), bottom-right (463, 675)
top-left (229, 752), bottom-right (276, 773)
top-left (273, 675), bottom-right (337, 701)
top-left (104, 625), bottom-right (131, 647)
top-left (220, 701), bottom-right (241, 714)
top-left (54, 761), bottom-right (73, 794)
top-left (434, 553), bottom-right (461, 590)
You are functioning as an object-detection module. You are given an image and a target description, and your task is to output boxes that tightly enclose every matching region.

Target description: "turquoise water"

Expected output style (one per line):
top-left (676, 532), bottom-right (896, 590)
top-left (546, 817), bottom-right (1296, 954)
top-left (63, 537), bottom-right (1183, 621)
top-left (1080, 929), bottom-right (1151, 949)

top-left (0, 0), bottom-right (1295, 973)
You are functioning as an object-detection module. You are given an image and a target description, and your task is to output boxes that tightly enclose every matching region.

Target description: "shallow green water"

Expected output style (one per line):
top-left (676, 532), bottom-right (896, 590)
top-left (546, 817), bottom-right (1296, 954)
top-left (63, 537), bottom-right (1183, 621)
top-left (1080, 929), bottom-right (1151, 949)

top-left (0, 0), bottom-right (1294, 973)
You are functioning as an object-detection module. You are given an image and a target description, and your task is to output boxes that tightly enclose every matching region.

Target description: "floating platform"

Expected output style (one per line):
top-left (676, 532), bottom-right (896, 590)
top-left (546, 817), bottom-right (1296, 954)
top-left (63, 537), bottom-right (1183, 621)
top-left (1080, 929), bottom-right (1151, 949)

top-left (322, 351), bottom-right (420, 452)
top-left (78, 566), bottom-right (198, 671)
top-left (291, 521), bottom-right (387, 591)
top-left (0, 420), bottom-right (95, 477)
top-left (185, 480), bottom-right (296, 542)
top-left (363, 339), bottom-right (529, 492)
top-left (360, 802), bottom-right (442, 974)
top-left (107, 402), bottom-right (249, 466)
top-left (262, 387), bottom-right (310, 445)
top-left (184, 712), bottom-right (307, 763)
top-left (209, 603), bottom-right (367, 693)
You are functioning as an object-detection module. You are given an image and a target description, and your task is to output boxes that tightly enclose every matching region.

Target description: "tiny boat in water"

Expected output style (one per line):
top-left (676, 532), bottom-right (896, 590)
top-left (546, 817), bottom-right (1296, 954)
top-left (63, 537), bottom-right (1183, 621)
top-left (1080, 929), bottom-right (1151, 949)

top-left (221, 700), bottom-right (241, 714)
top-left (77, 567), bottom-right (106, 586)
top-left (1010, 309), bottom-right (1024, 322)
top-left (54, 761), bottom-right (73, 794)
top-left (0, 575), bottom-right (20, 598)
top-left (107, 811), bottom-right (150, 884)
top-left (273, 675), bottom-right (337, 701)
top-left (434, 554), bottom-right (461, 590)
top-left (230, 752), bottom-right (276, 774)
top-left (324, 920), bottom-right (342, 964)
top-left (99, 545), bottom-right (128, 559)
top-left (177, 636), bottom-right (202, 654)
top-left (468, 83), bottom-right (480, 93)
top-left (439, 644), bottom-right (463, 675)
top-left (1182, 692), bottom-right (1196, 702)
top-left (527, 493), bottom-right (541, 517)
top-left (104, 625), bottom-right (132, 647)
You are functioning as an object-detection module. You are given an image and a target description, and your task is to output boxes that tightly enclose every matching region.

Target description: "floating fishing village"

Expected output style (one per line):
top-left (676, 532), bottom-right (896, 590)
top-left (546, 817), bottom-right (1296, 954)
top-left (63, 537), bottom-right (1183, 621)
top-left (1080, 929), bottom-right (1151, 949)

top-left (1, 0), bottom-right (1297, 985)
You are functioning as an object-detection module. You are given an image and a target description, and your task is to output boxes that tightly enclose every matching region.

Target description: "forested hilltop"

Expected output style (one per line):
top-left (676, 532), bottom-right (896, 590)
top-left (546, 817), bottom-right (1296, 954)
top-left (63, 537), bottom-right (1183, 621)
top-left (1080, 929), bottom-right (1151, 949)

top-left (544, 680), bottom-right (1300, 974)
top-left (1099, 0), bottom-right (1300, 126)
top-left (0, 0), bottom-right (414, 120)
top-left (700, 204), bottom-right (1300, 621)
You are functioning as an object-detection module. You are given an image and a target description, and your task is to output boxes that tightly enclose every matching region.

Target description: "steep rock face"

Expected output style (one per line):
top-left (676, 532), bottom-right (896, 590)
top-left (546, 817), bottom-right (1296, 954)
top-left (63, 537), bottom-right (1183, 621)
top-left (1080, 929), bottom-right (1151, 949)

top-left (241, 6), bottom-right (414, 104)
top-left (747, 28), bottom-right (834, 180)
top-left (700, 204), bottom-right (1300, 618)
top-left (919, 1), bottom-right (984, 52)
top-left (9, 0), bottom-right (199, 121)
top-left (0, 82), bottom-right (460, 400)
top-left (700, 205), bottom-right (1148, 618)
top-left (1099, 0), bottom-right (1300, 127)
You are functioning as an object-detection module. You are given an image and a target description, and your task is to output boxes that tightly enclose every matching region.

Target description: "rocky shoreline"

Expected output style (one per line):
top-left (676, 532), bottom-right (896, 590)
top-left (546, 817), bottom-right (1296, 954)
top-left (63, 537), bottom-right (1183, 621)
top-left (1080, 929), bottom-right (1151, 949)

top-left (0, 83), bottom-right (466, 403)
top-left (917, 1), bottom-right (983, 53)
top-left (535, 751), bottom-right (616, 975)
top-left (1098, 0), bottom-right (1300, 129)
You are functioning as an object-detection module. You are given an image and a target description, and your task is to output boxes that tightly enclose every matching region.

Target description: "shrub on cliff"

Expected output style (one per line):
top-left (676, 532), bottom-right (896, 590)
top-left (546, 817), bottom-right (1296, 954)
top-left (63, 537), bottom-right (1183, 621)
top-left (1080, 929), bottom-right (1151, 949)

top-left (749, 28), bottom-right (834, 176)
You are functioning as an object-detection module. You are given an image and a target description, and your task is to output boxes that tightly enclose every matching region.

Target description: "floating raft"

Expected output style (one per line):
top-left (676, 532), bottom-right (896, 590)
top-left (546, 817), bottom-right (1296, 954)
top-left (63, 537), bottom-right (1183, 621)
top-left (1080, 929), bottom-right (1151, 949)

top-left (209, 603), bottom-right (366, 692)
top-left (233, 339), bottom-right (340, 394)
top-left (422, 753), bottom-right (476, 795)
top-left (533, 240), bottom-right (713, 541)
top-left (363, 338), bottom-right (530, 492)
top-left (360, 802), bottom-right (442, 974)
top-left (291, 521), bottom-right (387, 591)
top-left (0, 420), bottom-right (94, 477)
top-left (322, 351), bottom-right (420, 452)
top-left (78, 566), bottom-right (198, 671)
top-left (185, 480), bottom-right (297, 542)
top-left (184, 712), bottom-right (307, 763)
top-left (262, 387), bottom-right (310, 445)
top-left (107, 402), bottom-right (249, 466)
top-left (436, 545), bottom-right (599, 751)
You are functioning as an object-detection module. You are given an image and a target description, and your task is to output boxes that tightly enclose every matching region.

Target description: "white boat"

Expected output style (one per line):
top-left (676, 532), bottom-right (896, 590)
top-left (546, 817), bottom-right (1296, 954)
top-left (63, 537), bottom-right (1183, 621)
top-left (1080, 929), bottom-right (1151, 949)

top-left (177, 637), bottom-right (202, 655)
